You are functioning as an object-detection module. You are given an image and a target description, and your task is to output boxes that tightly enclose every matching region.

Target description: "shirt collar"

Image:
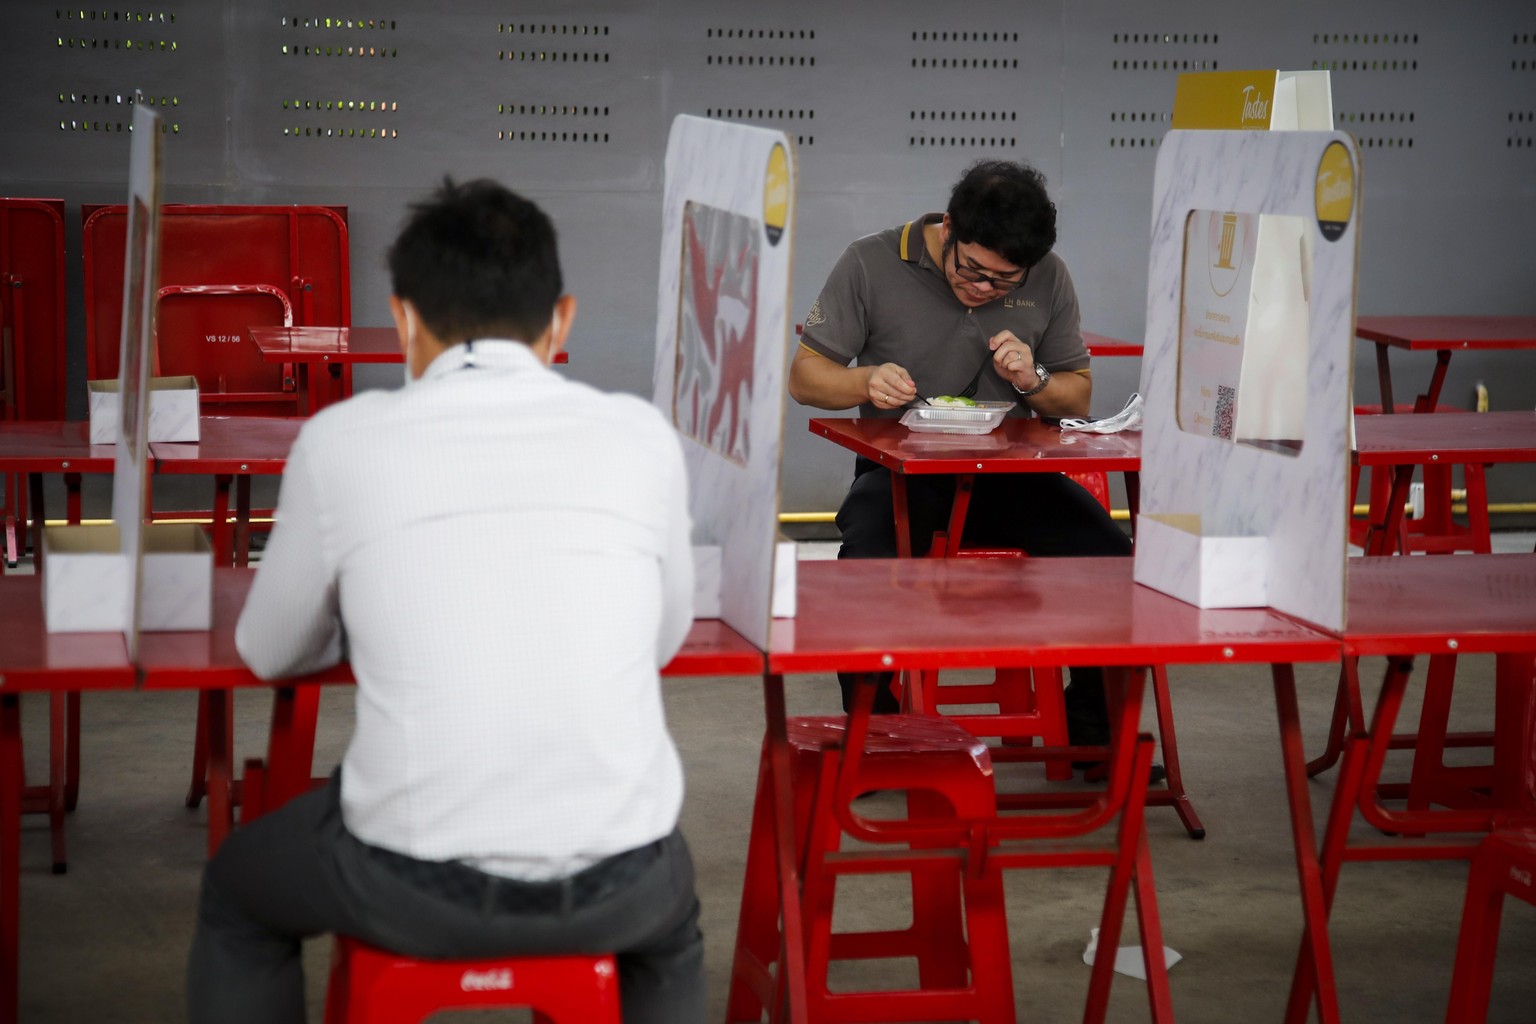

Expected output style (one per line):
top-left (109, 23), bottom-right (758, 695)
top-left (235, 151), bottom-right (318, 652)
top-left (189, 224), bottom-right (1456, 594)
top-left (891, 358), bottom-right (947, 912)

top-left (899, 213), bottom-right (946, 273)
top-left (420, 339), bottom-right (544, 381)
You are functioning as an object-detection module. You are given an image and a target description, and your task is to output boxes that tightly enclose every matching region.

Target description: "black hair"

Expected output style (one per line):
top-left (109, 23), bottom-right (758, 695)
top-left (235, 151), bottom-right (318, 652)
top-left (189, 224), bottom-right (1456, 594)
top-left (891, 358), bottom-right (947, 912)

top-left (387, 177), bottom-right (562, 345)
top-left (945, 160), bottom-right (1057, 269)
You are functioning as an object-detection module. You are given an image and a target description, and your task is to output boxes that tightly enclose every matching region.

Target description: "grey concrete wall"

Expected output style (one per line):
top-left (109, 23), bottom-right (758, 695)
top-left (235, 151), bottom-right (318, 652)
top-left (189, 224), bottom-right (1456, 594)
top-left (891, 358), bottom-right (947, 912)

top-left (3, 0), bottom-right (1532, 516)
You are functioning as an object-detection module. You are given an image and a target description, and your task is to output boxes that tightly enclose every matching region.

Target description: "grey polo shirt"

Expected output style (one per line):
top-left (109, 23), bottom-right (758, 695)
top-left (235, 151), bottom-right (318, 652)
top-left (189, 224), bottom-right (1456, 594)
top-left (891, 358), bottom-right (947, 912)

top-left (800, 212), bottom-right (1089, 417)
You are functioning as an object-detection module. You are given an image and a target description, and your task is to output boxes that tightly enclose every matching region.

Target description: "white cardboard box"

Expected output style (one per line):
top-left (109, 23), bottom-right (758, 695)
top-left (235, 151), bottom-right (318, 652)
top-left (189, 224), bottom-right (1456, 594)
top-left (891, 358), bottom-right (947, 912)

top-left (1132, 513), bottom-right (1270, 609)
top-left (692, 541), bottom-right (797, 620)
top-left (43, 522), bottom-right (213, 633)
top-left (87, 375), bottom-right (201, 444)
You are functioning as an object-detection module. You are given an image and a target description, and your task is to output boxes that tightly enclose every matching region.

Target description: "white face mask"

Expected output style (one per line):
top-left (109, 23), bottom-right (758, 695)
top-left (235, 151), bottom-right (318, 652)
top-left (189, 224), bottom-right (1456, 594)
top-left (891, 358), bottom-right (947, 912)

top-left (401, 302), bottom-right (418, 388)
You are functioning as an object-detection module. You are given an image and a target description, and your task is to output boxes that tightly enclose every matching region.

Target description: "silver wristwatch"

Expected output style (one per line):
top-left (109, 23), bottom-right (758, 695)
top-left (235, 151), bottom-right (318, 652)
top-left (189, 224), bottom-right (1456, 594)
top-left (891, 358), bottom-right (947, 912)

top-left (1012, 363), bottom-right (1051, 398)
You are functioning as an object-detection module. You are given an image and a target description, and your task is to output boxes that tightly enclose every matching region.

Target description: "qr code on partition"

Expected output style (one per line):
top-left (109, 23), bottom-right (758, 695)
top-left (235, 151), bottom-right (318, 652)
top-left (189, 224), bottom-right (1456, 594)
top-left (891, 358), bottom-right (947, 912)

top-left (1212, 385), bottom-right (1236, 440)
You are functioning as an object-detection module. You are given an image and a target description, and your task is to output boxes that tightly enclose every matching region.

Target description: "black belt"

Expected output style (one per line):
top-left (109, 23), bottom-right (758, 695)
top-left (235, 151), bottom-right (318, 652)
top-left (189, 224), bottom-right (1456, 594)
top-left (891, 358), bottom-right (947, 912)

top-left (364, 835), bottom-right (667, 915)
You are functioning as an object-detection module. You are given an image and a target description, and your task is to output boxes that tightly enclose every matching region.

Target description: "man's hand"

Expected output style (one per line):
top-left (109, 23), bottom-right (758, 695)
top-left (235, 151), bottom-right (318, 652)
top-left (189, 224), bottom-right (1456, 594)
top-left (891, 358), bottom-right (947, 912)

top-left (986, 329), bottom-right (1093, 417)
top-left (789, 346), bottom-right (918, 411)
top-left (864, 362), bottom-right (918, 410)
top-left (988, 330), bottom-right (1038, 391)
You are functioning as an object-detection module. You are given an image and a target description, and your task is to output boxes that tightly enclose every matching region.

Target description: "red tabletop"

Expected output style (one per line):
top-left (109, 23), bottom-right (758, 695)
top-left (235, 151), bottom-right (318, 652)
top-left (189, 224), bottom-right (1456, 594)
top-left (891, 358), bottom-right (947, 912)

top-left (809, 416), bottom-right (1140, 476)
top-left (1355, 315), bottom-right (1536, 351)
top-left (248, 325), bottom-right (404, 365)
top-left (137, 568), bottom-right (761, 689)
top-left (0, 421), bottom-right (115, 474)
top-left (1352, 410), bottom-right (1536, 467)
top-left (149, 416), bottom-right (305, 475)
top-left (1082, 331), bottom-right (1144, 357)
top-left (1343, 553), bottom-right (1536, 657)
top-left (767, 557), bottom-right (1338, 674)
top-left (248, 325), bottom-right (568, 365)
top-left (0, 576), bottom-right (133, 691)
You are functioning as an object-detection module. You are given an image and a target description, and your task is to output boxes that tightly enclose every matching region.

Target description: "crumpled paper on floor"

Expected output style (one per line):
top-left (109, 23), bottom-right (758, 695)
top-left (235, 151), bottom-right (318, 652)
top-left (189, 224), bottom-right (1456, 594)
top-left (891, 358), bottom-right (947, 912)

top-left (1082, 926), bottom-right (1183, 981)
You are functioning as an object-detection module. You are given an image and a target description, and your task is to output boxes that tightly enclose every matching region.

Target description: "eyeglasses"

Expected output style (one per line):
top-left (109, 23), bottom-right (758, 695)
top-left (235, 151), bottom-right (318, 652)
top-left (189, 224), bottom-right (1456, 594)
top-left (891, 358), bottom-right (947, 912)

top-left (949, 241), bottom-right (1031, 293)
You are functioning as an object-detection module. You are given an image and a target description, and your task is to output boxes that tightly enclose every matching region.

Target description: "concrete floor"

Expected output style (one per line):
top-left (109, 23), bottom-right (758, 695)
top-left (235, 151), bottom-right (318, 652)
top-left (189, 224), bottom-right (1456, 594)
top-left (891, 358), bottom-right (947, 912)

top-left (10, 538), bottom-right (1536, 1022)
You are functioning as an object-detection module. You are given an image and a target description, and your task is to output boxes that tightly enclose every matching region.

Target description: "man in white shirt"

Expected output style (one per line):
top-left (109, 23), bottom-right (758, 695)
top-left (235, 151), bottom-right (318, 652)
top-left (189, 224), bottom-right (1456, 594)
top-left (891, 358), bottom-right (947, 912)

top-left (187, 179), bottom-right (702, 1023)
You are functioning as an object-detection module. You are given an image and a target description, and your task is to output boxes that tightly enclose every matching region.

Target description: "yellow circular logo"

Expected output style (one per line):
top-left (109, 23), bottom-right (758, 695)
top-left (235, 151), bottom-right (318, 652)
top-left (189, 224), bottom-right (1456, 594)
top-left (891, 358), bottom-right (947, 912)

top-left (1315, 140), bottom-right (1355, 242)
top-left (763, 142), bottom-right (789, 246)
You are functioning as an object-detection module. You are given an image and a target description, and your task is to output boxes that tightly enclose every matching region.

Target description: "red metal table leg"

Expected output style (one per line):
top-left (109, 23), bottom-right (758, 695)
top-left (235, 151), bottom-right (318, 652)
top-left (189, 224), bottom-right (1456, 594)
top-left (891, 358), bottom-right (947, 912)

top-left (761, 672), bottom-right (808, 1024)
top-left (1365, 466), bottom-right (1414, 556)
top-left (1124, 470), bottom-right (1140, 538)
top-left (1373, 342), bottom-right (1395, 413)
top-left (944, 473), bottom-right (975, 552)
top-left (1149, 665), bottom-right (1205, 839)
top-left (1492, 652), bottom-right (1536, 814)
top-left (203, 690), bottom-right (235, 858)
top-left (1273, 662), bottom-right (1344, 1024)
top-left (264, 685), bottom-right (321, 811)
top-left (26, 474), bottom-right (44, 574)
top-left (1414, 349), bottom-right (1451, 413)
top-left (890, 474), bottom-right (912, 559)
top-left (1307, 658), bottom-right (1365, 777)
top-left (211, 474), bottom-right (233, 568)
top-left (1, 695), bottom-right (22, 1022)
top-left (45, 695), bottom-right (64, 874)
top-left (234, 475), bottom-right (252, 569)
top-left (63, 693), bottom-right (79, 812)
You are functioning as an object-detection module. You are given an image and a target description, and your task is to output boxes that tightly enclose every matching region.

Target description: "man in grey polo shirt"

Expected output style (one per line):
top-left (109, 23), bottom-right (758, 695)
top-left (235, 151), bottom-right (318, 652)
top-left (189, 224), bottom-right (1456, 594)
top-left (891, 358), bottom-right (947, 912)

top-left (789, 159), bottom-right (1133, 756)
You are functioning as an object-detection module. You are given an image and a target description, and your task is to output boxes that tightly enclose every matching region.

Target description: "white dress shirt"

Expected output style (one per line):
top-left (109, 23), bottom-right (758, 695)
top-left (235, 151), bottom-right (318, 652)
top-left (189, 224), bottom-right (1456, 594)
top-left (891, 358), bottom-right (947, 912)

top-left (236, 339), bottom-right (694, 880)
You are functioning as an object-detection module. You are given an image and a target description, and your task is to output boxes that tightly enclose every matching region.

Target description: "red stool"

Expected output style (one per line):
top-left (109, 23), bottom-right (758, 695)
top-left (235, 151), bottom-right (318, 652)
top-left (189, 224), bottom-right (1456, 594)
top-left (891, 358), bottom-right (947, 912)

top-left (727, 713), bottom-right (1014, 1023)
top-left (323, 935), bottom-right (620, 1024)
top-left (1445, 827), bottom-right (1536, 1020)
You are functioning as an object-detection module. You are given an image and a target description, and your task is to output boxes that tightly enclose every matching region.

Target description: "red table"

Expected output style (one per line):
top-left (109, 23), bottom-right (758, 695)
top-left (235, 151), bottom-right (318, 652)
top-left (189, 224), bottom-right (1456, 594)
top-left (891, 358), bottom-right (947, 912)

top-left (0, 422), bottom-right (115, 569)
top-left (248, 326), bottom-right (401, 415)
top-left (1286, 554), bottom-right (1536, 1024)
top-left (150, 416), bottom-right (305, 567)
top-left (809, 416), bottom-right (1140, 558)
top-left (135, 569), bottom-right (763, 854)
top-left (249, 325), bottom-right (569, 414)
top-left (755, 557), bottom-right (1340, 1023)
top-left (1082, 331), bottom-right (1144, 358)
top-left (1352, 411), bottom-right (1536, 555)
top-left (1355, 315), bottom-right (1536, 415)
top-left (0, 576), bottom-right (134, 1020)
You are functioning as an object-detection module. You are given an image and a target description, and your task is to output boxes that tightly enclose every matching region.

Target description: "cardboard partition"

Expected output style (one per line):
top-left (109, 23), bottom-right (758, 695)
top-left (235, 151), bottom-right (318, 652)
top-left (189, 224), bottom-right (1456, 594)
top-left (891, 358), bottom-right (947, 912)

top-left (653, 115), bottom-right (796, 649)
top-left (43, 100), bottom-right (205, 650)
top-left (1133, 129), bottom-right (1360, 632)
top-left (1172, 69), bottom-right (1333, 131)
top-left (87, 375), bottom-right (200, 443)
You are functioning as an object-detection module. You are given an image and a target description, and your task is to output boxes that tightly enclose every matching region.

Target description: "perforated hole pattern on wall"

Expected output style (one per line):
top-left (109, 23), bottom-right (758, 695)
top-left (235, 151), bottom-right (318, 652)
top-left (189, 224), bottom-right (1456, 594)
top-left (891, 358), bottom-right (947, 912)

top-left (54, 83), bottom-right (179, 134)
top-left (1112, 32), bottom-right (1218, 72)
top-left (1338, 109), bottom-right (1416, 150)
top-left (1515, 32), bottom-right (1536, 70)
top-left (1510, 111), bottom-right (1536, 148)
top-left (907, 109), bottom-right (1017, 148)
top-left (1110, 110), bottom-right (1169, 148)
top-left (279, 14), bottom-right (396, 57)
top-left (282, 95), bottom-right (399, 139)
top-left (911, 30), bottom-right (1019, 69)
top-left (705, 108), bottom-right (814, 145)
top-left (55, 7), bottom-right (177, 50)
top-left (706, 27), bottom-right (814, 66)
top-left (1310, 30), bottom-right (1419, 71)
top-left (501, 22), bottom-right (610, 62)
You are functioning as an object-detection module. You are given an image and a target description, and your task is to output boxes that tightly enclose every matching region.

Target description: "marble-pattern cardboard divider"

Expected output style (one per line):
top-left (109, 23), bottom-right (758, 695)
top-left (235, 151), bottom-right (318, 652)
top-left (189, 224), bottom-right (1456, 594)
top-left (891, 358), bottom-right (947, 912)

top-left (653, 115), bottom-right (795, 650)
top-left (1134, 129), bottom-right (1359, 632)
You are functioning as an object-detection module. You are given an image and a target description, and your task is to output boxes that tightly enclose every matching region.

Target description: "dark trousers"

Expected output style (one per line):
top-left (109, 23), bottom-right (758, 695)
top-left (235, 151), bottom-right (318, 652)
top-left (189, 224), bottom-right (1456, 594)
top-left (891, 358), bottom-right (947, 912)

top-left (187, 774), bottom-right (704, 1024)
top-left (834, 461), bottom-right (1133, 734)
